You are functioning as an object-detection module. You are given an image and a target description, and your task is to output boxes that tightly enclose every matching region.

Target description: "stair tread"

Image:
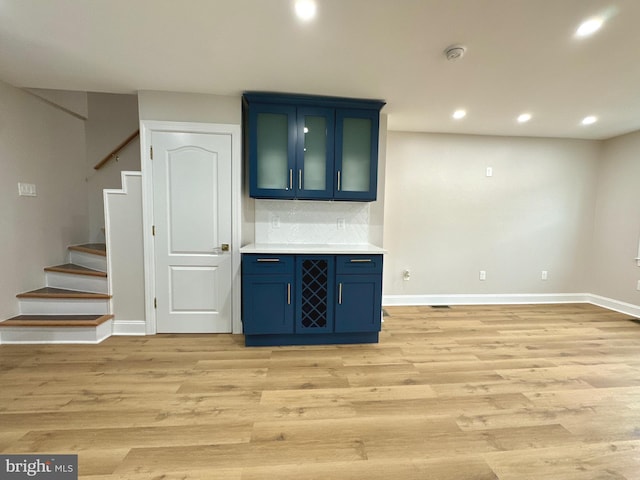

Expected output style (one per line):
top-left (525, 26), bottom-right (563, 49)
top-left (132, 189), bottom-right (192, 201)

top-left (0, 314), bottom-right (113, 327)
top-left (44, 263), bottom-right (107, 277)
top-left (69, 243), bottom-right (107, 257)
top-left (16, 287), bottom-right (111, 299)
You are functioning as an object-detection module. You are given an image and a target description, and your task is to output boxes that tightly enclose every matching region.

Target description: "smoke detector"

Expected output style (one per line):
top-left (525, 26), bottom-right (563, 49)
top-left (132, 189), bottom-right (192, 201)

top-left (444, 45), bottom-right (466, 61)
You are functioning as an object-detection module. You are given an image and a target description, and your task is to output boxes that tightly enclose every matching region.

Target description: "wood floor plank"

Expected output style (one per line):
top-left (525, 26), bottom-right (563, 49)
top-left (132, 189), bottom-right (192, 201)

top-left (250, 415), bottom-right (461, 444)
top-left (114, 440), bottom-right (368, 474)
top-left (260, 383), bottom-right (437, 406)
top-left (352, 392), bottom-right (533, 417)
top-left (241, 456), bottom-right (499, 480)
top-left (485, 440), bottom-right (640, 480)
top-left (83, 470), bottom-right (242, 480)
top-left (10, 422), bottom-right (253, 452)
top-left (1, 303), bottom-right (640, 478)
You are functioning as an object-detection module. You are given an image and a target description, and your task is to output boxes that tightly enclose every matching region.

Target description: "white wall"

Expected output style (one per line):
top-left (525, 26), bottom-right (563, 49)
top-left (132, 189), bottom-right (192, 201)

top-left (383, 131), bottom-right (600, 298)
top-left (590, 130), bottom-right (640, 306)
top-left (86, 93), bottom-right (140, 242)
top-left (0, 79), bottom-right (88, 320)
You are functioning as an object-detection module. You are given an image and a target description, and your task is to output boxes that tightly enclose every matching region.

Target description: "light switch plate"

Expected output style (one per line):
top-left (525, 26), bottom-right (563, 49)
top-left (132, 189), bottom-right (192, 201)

top-left (18, 182), bottom-right (37, 197)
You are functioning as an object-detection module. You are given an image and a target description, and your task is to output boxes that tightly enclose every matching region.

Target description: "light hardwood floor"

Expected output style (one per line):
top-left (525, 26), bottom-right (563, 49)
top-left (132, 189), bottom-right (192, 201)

top-left (2, 303), bottom-right (640, 479)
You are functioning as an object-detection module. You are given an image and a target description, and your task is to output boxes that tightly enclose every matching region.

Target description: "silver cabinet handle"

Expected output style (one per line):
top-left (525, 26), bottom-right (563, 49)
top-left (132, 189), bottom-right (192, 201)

top-left (287, 283), bottom-right (291, 305)
top-left (338, 283), bottom-right (343, 304)
top-left (257, 258), bottom-right (280, 262)
top-left (350, 259), bottom-right (372, 263)
top-left (289, 169), bottom-right (293, 190)
top-left (299, 169), bottom-right (303, 190)
top-left (337, 170), bottom-right (341, 191)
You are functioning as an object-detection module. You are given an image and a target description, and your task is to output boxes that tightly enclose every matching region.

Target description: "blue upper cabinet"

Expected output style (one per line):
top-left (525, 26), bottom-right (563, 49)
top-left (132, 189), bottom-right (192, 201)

top-left (243, 93), bottom-right (385, 202)
top-left (335, 108), bottom-right (380, 201)
top-left (248, 103), bottom-right (297, 199)
top-left (296, 106), bottom-right (335, 199)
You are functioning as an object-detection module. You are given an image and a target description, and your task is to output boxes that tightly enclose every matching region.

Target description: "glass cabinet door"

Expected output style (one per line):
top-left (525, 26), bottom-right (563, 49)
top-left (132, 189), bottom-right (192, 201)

top-left (335, 108), bottom-right (379, 201)
top-left (249, 104), bottom-right (296, 198)
top-left (296, 107), bottom-right (334, 199)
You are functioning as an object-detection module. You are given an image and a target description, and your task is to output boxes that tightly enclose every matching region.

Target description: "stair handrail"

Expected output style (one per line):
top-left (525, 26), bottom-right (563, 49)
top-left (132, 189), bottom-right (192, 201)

top-left (93, 130), bottom-right (140, 170)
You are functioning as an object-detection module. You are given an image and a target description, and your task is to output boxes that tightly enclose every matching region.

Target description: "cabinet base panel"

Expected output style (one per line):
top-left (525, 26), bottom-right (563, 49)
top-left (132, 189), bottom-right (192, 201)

top-left (244, 332), bottom-right (379, 347)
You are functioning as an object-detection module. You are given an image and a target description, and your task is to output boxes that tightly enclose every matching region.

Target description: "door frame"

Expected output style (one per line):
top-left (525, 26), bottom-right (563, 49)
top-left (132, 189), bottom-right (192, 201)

top-left (141, 121), bottom-right (242, 335)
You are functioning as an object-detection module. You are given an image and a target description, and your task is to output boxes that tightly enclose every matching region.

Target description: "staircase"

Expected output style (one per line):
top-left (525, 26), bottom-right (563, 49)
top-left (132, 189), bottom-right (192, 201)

top-left (0, 243), bottom-right (113, 344)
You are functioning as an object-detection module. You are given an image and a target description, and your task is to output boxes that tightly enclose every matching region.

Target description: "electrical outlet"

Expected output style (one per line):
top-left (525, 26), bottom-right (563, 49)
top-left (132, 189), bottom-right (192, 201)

top-left (402, 269), bottom-right (411, 281)
top-left (637, 280), bottom-right (640, 291)
top-left (271, 215), bottom-right (280, 229)
top-left (337, 218), bottom-right (346, 230)
top-left (541, 270), bottom-right (548, 281)
top-left (486, 167), bottom-right (493, 177)
top-left (479, 270), bottom-right (486, 281)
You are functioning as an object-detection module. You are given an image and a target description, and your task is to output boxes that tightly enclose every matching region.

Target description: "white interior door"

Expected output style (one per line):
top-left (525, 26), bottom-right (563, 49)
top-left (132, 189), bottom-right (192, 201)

top-left (152, 131), bottom-right (232, 333)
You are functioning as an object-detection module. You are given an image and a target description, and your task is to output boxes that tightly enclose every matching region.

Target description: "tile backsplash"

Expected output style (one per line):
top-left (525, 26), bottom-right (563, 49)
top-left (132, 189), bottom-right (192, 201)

top-left (255, 200), bottom-right (370, 244)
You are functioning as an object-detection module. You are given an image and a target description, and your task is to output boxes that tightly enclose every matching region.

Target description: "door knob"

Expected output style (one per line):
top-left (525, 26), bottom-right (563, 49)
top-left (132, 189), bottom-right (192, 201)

top-left (221, 243), bottom-right (230, 252)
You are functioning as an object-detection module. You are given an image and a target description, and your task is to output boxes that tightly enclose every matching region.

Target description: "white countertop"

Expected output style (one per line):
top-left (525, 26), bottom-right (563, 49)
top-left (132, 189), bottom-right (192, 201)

top-left (240, 243), bottom-right (387, 254)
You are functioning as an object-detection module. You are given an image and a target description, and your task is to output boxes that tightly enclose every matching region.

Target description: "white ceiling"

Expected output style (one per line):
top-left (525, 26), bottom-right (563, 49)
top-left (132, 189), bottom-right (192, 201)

top-left (1, 0), bottom-right (639, 140)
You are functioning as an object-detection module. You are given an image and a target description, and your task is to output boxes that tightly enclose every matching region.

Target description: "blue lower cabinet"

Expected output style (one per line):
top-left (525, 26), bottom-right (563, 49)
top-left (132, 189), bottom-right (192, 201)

top-left (335, 274), bottom-right (382, 333)
top-left (242, 253), bottom-right (382, 346)
top-left (242, 274), bottom-right (293, 335)
top-left (242, 254), bottom-right (294, 335)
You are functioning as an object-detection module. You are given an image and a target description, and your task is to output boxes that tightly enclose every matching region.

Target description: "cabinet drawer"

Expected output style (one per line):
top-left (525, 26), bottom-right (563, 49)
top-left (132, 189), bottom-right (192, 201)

top-left (336, 254), bottom-right (383, 274)
top-left (243, 254), bottom-right (294, 275)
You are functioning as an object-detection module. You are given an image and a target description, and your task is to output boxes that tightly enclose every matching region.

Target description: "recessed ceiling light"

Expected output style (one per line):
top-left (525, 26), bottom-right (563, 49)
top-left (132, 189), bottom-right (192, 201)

top-left (295, 0), bottom-right (317, 21)
top-left (576, 17), bottom-right (603, 37)
top-left (517, 113), bottom-right (532, 123)
top-left (452, 109), bottom-right (466, 120)
top-left (581, 115), bottom-right (598, 125)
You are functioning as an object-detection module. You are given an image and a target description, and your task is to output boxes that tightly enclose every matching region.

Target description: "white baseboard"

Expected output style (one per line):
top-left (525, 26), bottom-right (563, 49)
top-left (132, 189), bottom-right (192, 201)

top-left (112, 319), bottom-right (147, 336)
top-left (383, 293), bottom-right (590, 306)
top-left (587, 294), bottom-right (640, 318)
top-left (383, 293), bottom-right (639, 318)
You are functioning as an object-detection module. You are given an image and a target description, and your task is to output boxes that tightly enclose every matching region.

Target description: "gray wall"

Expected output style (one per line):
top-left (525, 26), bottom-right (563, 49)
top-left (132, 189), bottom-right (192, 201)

top-left (590, 131), bottom-right (640, 305)
top-left (0, 80), bottom-right (89, 319)
top-left (104, 173), bottom-right (146, 329)
top-left (383, 131), bottom-right (601, 297)
top-left (86, 92), bottom-right (140, 242)
top-left (138, 91), bottom-right (241, 124)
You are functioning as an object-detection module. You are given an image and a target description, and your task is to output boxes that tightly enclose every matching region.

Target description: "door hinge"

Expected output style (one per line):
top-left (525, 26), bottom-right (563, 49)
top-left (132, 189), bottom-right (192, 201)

top-left (150, 146), bottom-right (153, 160)
top-left (154, 297), bottom-right (157, 309)
top-left (152, 225), bottom-right (155, 236)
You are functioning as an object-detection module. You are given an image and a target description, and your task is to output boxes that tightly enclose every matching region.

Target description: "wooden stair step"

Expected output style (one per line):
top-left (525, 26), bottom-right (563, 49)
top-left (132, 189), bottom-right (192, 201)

top-left (68, 243), bottom-right (107, 257)
top-left (0, 314), bottom-right (113, 328)
top-left (44, 263), bottom-right (107, 277)
top-left (16, 287), bottom-right (111, 299)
